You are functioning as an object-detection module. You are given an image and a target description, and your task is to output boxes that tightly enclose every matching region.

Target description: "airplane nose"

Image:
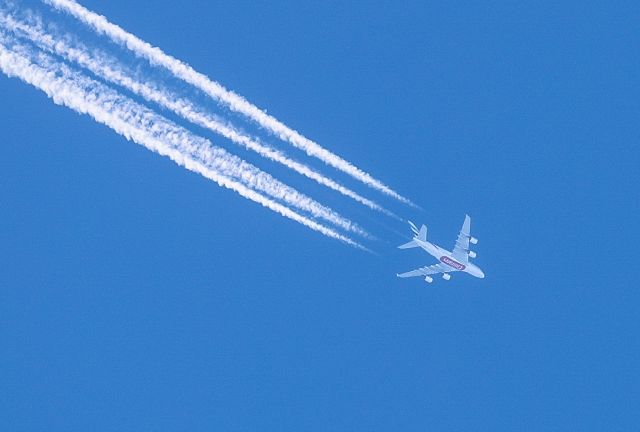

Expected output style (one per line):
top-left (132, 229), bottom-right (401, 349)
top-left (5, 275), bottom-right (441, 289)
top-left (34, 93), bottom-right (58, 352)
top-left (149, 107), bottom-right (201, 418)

top-left (479, 270), bottom-right (485, 278)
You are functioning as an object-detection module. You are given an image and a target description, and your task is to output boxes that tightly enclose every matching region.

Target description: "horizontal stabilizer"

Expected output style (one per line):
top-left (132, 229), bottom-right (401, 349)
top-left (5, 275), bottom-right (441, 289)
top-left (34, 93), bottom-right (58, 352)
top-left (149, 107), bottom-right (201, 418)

top-left (398, 240), bottom-right (419, 249)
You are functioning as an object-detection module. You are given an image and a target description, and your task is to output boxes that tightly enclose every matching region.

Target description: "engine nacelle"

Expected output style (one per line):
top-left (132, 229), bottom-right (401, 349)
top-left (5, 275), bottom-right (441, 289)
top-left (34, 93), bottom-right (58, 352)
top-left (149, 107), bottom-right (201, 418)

top-left (470, 237), bottom-right (478, 245)
top-left (424, 276), bottom-right (433, 283)
top-left (468, 251), bottom-right (477, 259)
top-left (442, 273), bottom-right (451, 281)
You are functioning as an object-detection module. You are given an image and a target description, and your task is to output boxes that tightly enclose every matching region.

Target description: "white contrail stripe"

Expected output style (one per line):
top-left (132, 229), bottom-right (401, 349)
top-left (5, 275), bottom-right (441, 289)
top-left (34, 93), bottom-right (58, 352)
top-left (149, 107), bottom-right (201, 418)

top-left (1, 14), bottom-right (399, 220)
top-left (42, 0), bottom-right (415, 206)
top-left (0, 39), bottom-right (368, 249)
top-left (3, 35), bottom-right (369, 238)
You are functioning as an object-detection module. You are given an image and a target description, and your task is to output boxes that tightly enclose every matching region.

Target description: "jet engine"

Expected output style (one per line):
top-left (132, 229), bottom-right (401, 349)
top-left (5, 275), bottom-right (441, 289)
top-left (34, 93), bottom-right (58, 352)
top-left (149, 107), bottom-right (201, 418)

top-left (468, 251), bottom-right (477, 259)
top-left (470, 237), bottom-right (478, 245)
top-left (442, 273), bottom-right (451, 281)
top-left (424, 276), bottom-right (433, 283)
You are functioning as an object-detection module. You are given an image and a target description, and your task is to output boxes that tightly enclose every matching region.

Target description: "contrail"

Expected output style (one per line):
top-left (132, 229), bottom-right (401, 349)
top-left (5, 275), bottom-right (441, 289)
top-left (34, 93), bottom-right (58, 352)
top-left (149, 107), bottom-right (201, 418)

top-left (0, 36), bottom-right (370, 248)
top-left (12, 41), bottom-right (368, 238)
top-left (0, 13), bottom-right (400, 220)
top-left (42, 0), bottom-right (416, 207)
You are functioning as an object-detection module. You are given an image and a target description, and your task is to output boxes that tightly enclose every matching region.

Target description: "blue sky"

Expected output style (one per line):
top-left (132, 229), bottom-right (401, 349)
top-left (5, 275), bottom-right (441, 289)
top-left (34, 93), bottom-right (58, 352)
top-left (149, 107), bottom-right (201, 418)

top-left (1, 0), bottom-right (638, 430)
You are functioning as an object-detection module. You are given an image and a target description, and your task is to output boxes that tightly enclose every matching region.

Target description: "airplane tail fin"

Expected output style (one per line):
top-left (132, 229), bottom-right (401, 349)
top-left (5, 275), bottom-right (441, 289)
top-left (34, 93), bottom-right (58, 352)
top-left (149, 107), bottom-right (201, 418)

top-left (398, 221), bottom-right (427, 249)
top-left (417, 225), bottom-right (427, 242)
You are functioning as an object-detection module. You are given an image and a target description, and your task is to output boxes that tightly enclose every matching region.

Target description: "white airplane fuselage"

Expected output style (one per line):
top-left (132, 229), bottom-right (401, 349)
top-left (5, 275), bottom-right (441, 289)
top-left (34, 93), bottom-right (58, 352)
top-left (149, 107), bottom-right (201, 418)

top-left (412, 239), bottom-right (485, 279)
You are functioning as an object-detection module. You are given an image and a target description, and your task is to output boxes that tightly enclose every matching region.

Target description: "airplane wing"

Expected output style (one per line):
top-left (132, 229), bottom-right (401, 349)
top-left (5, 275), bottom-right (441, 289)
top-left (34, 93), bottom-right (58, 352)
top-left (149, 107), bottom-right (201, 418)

top-left (451, 214), bottom-right (472, 263)
top-left (397, 263), bottom-right (455, 278)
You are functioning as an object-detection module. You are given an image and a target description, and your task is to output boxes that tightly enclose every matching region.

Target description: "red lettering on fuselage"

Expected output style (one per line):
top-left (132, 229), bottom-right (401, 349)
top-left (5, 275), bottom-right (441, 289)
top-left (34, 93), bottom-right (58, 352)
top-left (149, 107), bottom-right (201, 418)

top-left (440, 256), bottom-right (465, 270)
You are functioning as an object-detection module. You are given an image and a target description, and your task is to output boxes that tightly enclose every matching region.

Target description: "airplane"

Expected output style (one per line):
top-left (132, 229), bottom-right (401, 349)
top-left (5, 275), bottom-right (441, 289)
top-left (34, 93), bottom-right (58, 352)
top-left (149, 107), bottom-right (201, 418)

top-left (397, 215), bottom-right (484, 283)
